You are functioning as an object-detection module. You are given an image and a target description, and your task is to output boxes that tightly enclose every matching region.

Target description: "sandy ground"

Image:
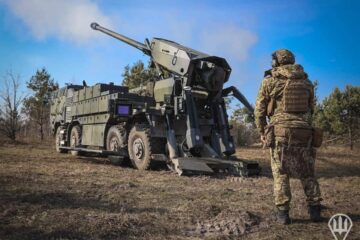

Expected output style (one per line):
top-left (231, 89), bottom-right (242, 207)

top-left (0, 142), bottom-right (359, 240)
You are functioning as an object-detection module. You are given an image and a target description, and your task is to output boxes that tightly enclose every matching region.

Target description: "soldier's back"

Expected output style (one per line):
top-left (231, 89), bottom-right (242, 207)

top-left (268, 64), bottom-right (313, 129)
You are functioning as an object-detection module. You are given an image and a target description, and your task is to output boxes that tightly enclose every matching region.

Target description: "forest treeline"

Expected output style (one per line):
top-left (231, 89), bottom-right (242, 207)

top-left (0, 61), bottom-right (359, 149)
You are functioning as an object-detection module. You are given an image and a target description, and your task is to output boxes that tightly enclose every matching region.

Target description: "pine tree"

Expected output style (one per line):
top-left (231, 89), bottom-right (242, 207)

top-left (312, 81), bottom-right (332, 133)
top-left (322, 86), bottom-right (360, 149)
top-left (121, 61), bottom-right (158, 89)
top-left (23, 68), bottom-right (58, 140)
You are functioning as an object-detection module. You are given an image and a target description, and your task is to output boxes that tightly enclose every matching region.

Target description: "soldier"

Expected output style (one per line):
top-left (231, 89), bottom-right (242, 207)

top-left (255, 49), bottom-right (322, 224)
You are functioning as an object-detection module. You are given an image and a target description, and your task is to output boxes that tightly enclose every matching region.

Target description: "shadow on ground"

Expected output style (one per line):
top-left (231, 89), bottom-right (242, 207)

top-left (316, 157), bottom-right (360, 178)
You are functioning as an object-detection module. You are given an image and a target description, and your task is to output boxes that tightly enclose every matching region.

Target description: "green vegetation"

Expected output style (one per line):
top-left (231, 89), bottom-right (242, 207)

top-left (23, 68), bottom-right (58, 140)
top-left (314, 85), bottom-right (360, 149)
top-left (230, 105), bottom-right (259, 147)
top-left (121, 61), bottom-right (158, 89)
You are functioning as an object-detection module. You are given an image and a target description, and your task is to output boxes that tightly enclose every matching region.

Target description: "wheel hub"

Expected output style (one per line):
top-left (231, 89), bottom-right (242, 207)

top-left (71, 135), bottom-right (76, 147)
top-left (133, 138), bottom-right (144, 161)
top-left (56, 135), bottom-right (60, 146)
top-left (110, 138), bottom-right (119, 152)
top-left (56, 132), bottom-right (61, 150)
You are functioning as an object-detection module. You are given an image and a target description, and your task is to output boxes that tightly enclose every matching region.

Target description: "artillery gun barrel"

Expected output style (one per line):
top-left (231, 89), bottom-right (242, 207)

top-left (90, 22), bottom-right (150, 55)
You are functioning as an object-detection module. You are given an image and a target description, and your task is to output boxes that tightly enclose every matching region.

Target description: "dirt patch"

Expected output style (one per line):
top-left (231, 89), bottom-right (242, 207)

top-left (0, 144), bottom-right (359, 239)
top-left (188, 209), bottom-right (266, 237)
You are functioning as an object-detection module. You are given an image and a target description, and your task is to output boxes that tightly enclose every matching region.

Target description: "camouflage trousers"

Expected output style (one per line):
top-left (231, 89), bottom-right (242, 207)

top-left (270, 141), bottom-right (322, 210)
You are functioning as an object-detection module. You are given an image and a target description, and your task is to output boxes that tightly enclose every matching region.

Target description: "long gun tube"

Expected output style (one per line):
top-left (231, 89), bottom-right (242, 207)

top-left (90, 22), bottom-right (151, 56)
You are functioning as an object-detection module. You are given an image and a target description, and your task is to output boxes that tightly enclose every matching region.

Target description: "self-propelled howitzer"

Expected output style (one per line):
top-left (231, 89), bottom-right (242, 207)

top-left (50, 22), bottom-right (260, 176)
top-left (91, 22), bottom-right (259, 175)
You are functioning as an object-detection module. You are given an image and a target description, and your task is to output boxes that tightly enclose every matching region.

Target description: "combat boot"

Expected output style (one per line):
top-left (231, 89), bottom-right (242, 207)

top-left (276, 209), bottom-right (291, 225)
top-left (308, 205), bottom-right (321, 222)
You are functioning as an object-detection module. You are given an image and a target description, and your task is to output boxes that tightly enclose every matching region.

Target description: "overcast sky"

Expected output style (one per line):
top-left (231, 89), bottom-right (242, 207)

top-left (0, 0), bottom-right (359, 105)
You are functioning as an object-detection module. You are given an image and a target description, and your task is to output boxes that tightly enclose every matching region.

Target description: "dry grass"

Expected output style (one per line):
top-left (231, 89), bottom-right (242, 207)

top-left (0, 142), bottom-right (359, 239)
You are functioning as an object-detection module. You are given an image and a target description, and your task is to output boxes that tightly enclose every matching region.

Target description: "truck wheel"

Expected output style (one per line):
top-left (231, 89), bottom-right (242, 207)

top-left (55, 127), bottom-right (67, 153)
top-left (128, 125), bottom-right (152, 170)
top-left (106, 125), bottom-right (127, 153)
top-left (70, 125), bottom-right (82, 156)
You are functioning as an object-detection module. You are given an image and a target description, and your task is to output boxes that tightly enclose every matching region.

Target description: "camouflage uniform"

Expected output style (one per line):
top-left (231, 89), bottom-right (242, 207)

top-left (255, 49), bottom-right (322, 211)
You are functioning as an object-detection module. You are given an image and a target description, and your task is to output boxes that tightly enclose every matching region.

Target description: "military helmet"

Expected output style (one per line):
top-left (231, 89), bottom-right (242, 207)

top-left (272, 49), bottom-right (295, 67)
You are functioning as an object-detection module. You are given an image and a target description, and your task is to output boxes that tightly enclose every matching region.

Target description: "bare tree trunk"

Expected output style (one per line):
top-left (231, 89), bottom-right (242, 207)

top-left (349, 125), bottom-right (353, 150)
top-left (40, 122), bottom-right (44, 140)
top-left (0, 71), bottom-right (24, 142)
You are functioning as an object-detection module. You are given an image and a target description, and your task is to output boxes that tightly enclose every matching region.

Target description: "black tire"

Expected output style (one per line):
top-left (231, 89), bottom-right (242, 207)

top-left (55, 127), bottom-right (67, 153)
top-left (106, 125), bottom-right (127, 153)
top-left (128, 125), bottom-right (152, 170)
top-left (70, 125), bottom-right (81, 156)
